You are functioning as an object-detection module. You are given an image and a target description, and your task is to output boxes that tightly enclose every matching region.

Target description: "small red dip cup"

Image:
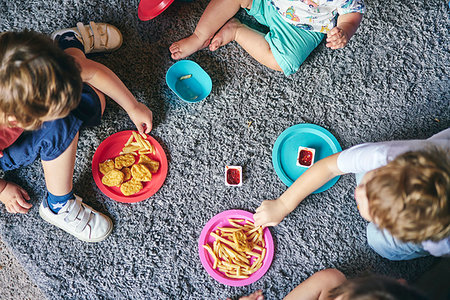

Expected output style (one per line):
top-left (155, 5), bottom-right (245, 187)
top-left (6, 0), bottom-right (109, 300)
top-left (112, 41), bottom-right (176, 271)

top-left (225, 166), bottom-right (242, 186)
top-left (296, 147), bottom-right (315, 168)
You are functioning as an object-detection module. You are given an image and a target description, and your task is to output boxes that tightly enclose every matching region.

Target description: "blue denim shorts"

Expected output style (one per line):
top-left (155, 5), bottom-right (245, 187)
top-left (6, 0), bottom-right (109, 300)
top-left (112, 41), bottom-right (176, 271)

top-left (247, 0), bottom-right (324, 76)
top-left (0, 83), bottom-right (101, 171)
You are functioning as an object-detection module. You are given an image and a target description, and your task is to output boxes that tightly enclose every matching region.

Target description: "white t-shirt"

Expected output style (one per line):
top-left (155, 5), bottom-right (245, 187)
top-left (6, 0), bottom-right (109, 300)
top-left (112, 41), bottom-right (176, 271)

top-left (269, 0), bottom-right (365, 33)
top-left (336, 128), bottom-right (450, 257)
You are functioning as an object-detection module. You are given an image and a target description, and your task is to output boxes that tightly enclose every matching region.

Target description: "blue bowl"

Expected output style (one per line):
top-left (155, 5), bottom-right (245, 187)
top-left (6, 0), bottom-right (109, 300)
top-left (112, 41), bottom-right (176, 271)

top-left (166, 60), bottom-right (212, 103)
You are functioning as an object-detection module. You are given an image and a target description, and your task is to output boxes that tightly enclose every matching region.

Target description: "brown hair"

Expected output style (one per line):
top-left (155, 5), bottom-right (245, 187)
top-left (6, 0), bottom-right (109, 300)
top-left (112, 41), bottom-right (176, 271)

top-left (366, 147), bottom-right (450, 243)
top-left (328, 276), bottom-right (428, 300)
top-left (0, 30), bottom-right (82, 130)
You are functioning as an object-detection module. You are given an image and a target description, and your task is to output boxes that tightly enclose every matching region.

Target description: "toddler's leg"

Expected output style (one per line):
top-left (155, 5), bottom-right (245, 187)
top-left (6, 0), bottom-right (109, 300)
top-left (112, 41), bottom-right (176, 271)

top-left (41, 133), bottom-right (78, 197)
top-left (210, 19), bottom-right (281, 71)
top-left (169, 0), bottom-right (252, 60)
top-left (36, 81), bottom-right (111, 242)
top-left (39, 132), bottom-right (113, 242)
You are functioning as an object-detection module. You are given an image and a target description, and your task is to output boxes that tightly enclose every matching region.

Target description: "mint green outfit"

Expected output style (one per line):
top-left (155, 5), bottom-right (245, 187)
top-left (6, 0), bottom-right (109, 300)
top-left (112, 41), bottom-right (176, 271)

top-left (247, 0), bottom-right (324, 76)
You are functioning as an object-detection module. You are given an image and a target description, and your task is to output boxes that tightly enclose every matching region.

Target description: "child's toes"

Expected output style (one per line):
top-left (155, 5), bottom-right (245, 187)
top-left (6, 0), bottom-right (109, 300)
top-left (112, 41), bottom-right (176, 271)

top-left (169, 43), bottom-right (179, 53)
top-left (209, 38), bottom-right (221, 51)
top-left (171, 51), bottom-right (182, 60)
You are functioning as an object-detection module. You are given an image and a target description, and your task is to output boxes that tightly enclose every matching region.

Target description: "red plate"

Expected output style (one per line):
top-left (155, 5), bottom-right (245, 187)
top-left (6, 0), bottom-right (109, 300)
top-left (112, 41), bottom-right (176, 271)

top-left (92, 130), bottom-right (168, 203)
top-left (138, 0), bottom-right (175, 21)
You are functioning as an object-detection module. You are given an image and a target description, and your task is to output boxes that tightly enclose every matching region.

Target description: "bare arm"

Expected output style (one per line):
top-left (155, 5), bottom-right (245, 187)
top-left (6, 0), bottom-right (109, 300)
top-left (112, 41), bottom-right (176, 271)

top-left (284, 269), bottom-right (346, 300)
top-left (254, 153), bottom-right (344, 227)
top-left (67, 48), bottom-right (153, 133)
top-left (326, 12), bottom-right (362, 49)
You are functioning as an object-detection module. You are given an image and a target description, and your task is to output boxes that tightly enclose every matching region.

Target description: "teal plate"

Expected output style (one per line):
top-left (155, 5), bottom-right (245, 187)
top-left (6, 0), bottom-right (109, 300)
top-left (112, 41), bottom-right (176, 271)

top-left (272, 124), bottom-right (342, 193)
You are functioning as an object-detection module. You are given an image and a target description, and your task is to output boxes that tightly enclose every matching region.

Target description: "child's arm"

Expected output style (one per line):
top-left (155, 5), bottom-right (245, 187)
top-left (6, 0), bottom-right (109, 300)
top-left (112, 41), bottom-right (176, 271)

top-left (283, 269), bottom-right (346, 300)
top-left (68, 49), bottom-right (153, 133)
top-left (254, 153), bottom-right (344, 227)
top-left (326, 12), bottom-right (362, 49)
top-left (0, 179), bottom-right (32, 214)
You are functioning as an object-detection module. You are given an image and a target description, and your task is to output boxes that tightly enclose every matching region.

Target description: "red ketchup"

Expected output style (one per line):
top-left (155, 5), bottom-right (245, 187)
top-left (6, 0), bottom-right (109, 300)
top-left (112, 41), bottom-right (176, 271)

top-left (298, 149), bottom-right (313, 166)
top-left (226, 168), bottom-right (241, 185)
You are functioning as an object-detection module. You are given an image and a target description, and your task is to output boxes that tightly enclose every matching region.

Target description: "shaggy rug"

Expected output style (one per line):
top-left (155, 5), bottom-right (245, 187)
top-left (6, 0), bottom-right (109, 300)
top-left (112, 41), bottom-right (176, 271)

top-left (0, 0), bottom-right (448, 299)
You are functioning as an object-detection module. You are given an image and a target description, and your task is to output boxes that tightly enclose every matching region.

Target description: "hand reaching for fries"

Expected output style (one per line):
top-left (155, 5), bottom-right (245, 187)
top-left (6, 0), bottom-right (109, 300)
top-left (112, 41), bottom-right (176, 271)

top-left (254, 198), bottom-right (290, 228)
top-left (126, 102), bottom-right (153, 134)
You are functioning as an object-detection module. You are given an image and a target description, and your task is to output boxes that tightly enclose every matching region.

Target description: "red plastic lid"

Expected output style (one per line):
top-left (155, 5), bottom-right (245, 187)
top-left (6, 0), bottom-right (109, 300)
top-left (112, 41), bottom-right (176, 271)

top-left (138, 0), bottom-right (175, 21)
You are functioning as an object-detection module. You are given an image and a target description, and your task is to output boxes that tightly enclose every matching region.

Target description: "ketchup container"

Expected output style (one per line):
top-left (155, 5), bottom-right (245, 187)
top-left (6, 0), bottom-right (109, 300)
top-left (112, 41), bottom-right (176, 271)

top-left (225, 166), bottom-right (242, 186)
top-left (296, 147), bottom-right (315, 168)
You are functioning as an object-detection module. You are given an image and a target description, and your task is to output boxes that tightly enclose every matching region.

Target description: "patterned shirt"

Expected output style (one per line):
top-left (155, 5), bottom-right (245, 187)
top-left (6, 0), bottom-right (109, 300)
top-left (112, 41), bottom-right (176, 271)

top-left (269, 0), bottom-right (365, 33)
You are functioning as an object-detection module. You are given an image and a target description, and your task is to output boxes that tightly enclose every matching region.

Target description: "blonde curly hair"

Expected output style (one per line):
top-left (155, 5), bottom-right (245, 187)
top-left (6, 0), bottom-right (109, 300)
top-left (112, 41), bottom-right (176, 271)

top-left (366, 146), bottom-right (450, 243)
top-left (0, 30), bottom-right (82, 130)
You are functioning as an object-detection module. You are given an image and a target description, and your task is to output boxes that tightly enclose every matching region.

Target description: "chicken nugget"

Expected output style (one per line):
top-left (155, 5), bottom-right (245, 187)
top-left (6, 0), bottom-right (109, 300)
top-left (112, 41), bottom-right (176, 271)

top-left (120, 179), bottom-right (143, 196)
top-left (102, 169), bottom-right (125, 187)
top-left (99, 159), bottom-right (115, 175)
top-left (115, 154), bottom-right (135, 169)
top-left (131, 164), bottom-right (152, 182)
top-left (138, 155), bottom-right (160, 174)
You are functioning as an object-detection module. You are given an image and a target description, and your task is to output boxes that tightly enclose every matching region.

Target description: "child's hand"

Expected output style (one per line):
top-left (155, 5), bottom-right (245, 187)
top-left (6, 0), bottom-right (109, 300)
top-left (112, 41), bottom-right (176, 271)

top-left (0, 181), bottom-right (32, 214)
top-left (127, 102), bottom-right (153, 134)
top-left (254, 199), bottom-right (290, 228)
top-left (326, 27), bottom-right (349, 49)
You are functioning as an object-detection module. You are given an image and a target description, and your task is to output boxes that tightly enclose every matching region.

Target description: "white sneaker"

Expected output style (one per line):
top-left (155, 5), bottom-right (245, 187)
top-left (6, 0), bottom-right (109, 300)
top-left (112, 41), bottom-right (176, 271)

top-left (39, 195), bottom-right (113, 242)
top-left (51, 21), bottom-right (123, 54)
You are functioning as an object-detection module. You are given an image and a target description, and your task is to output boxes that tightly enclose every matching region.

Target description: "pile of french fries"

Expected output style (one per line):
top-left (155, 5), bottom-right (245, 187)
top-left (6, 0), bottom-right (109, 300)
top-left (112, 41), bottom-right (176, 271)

top-left (203, 219), bottom-right (266, 279)
top-left (120, 131), bottom-right (155, 156)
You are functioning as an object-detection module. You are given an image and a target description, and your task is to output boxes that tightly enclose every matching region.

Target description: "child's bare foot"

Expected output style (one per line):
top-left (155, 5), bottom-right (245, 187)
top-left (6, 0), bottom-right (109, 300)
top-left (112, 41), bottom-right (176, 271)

top-left (169, 33), bottom-right (211, 60)
top-left (209, 18), bottom-right (242, 51)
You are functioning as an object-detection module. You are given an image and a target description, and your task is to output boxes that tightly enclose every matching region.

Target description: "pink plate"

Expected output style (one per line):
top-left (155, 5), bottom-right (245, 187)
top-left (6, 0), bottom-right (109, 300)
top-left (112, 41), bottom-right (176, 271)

top-left (198, 210), bottom-right (274, 286)
top-left (92, 130), bottom-right (168, 203)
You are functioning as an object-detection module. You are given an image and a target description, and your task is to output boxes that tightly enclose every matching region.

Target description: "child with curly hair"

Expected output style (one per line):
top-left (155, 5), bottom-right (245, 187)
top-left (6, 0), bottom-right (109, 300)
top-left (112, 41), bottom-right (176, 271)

top-left (255, 129), bottom-right (450, 260)
top-left (0, 23), bottom-right (153, 242)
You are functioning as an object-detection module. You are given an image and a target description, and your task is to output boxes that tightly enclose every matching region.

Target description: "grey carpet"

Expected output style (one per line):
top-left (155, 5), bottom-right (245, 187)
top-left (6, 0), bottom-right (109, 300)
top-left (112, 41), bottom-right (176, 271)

top-left (0, 0), bottom-right (449, 299)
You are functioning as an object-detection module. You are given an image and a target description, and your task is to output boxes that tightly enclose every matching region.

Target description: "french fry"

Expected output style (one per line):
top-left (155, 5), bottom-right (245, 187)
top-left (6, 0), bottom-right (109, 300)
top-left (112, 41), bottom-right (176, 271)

top-left (179, 74), bottom-right (192, 80)
top-left (217, 227), bottom-right (242, 232)
top-left (138, 150), bottom-right (152, 155)
top-left (122, 145), bottom-right (141, 152)
top-left (124, 135), bottom-right (134, 147)
top-left (203, 244), bottom-right (218, 269)
top-left (254, 245), bottom-right (264, 252)
top-left (135, 133), bottom-right (150, 151)
top-left (226, 274), bottom-right (249, 279)
top-left (119, 151), bottom-right (138, 156)
top-left (246, 226), bottom-right (260, 235)
top-left (144, 139), bottom-right (153, 152)
top-left (132, 131), bottom-right (146, 149)
top-left (228, 219), bottom-right (245, 223)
